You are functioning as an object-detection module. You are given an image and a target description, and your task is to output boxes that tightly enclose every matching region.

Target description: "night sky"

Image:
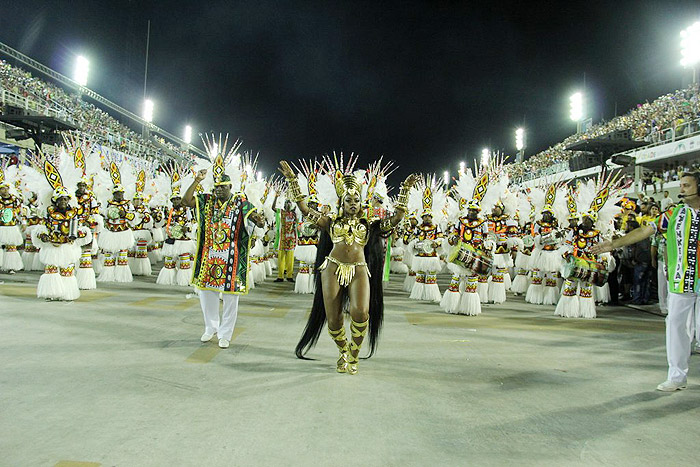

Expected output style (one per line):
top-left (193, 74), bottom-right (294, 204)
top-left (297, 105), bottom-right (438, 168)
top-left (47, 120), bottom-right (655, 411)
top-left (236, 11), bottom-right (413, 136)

top-left (2, 1), bottom-right (699, 182)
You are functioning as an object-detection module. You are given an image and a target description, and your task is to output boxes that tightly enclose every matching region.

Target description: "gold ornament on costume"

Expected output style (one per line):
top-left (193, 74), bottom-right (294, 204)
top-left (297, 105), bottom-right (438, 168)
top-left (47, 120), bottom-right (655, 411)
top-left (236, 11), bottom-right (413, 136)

top-left (109, 162), bottom-right (121, 186)
top-left (567, 190), bottom-right (578, 218)
top-left (459, 198), bottom-right (467, 211)
top-left (308, 171), bottom-right (317, 199)
top-left (422, 185), bottom-right (433, 214)
top-left (171, 170), bottom-right (181, 197)
top-left (213, 154), bottom-right (229, 186)
top-left (136, 170), bottom-right (146, 195)
top-left (74, 147), bottom-right (86, 173)
top-left (472, 171), bottom-right (489, 203)
top-left (43, 160), bottom-right (70, 200)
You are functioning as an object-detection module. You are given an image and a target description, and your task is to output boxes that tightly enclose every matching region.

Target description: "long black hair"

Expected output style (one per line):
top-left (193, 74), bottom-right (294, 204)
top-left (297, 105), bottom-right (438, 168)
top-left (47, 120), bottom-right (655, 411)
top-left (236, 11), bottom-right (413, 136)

top-left (294, 219), bottom-right (387, 359)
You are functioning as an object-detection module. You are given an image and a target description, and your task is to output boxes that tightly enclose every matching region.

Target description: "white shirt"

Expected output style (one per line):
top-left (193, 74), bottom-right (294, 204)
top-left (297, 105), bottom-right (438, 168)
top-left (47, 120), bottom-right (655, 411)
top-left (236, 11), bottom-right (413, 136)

top-left (661, 196), bottom-right (673, 211)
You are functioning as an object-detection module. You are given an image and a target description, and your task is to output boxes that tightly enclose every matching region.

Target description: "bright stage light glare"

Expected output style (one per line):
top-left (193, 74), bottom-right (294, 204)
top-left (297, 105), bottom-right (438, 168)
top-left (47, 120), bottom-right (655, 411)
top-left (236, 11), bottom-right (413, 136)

top-left (459, 161), bottom-right (465, 172)
top-left (184, 125), bottom-right (192, 144)
top-left (515, 128), bottom-right (525, 151)
top-left (257, 171), bottom-right (263, 182)
top-left (680, 21), bottom-right (700, 67)
top-left (74, 56), bottom-right (89, 87)
top-left (143, 99), bottom-right (154, 123)
top-left (481, 148), bottom-right (490, 167)
top-left (443, 171), bottom-right (449, 184)
top-left (569, 92), bottom-right (583, 122)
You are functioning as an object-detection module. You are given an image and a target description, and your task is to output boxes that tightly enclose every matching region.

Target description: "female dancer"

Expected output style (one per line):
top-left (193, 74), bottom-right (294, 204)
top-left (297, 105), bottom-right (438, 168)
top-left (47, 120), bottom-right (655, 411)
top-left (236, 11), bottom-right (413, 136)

top-left (279, 159), bottom-right (416, 374)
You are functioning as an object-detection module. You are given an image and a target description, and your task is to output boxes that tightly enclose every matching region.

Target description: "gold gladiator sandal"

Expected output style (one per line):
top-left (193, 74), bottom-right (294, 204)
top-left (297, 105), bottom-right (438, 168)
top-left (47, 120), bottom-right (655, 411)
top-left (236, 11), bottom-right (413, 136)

top-left (347, 318), bottom-right (369, 375)
top-left (328, 326), bottom-right (349, 373)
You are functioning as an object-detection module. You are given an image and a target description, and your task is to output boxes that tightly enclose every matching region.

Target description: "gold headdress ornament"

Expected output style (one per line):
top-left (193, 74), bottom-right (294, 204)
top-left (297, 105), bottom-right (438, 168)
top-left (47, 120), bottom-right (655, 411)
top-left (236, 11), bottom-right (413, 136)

top-left (322, 152), bottom-right (360, 203)
top-left (364, 157), bottom-right (395, 206)
top-left (201, 133), bottom-right (243, 187)
top-left (542, 183), bottom-right (556, 214)
top-left (240, 151), bottom-right (259, 194)
top-left (566, 188), bottom-right (578, 220)
top-left (163, 163), bottom-right (183, 198)
top-left (585, 170), bottom-right (622, 222)
top-left (133, 170), bottom-right (146, 199)
top-left (62, 133), bottom-right (93, 184)
top-left (292, 159), bottom-right (320, 203)
top-left (109, 161), bottom-right (124, 193)
top-left (422, 181), bottom-right (433, 216)
top-left (459, 198), bottom-right (467, 210)
top-left (43, 160), bottom-right (70, 201)
top-left (467, 170), bottom-right (489, 211)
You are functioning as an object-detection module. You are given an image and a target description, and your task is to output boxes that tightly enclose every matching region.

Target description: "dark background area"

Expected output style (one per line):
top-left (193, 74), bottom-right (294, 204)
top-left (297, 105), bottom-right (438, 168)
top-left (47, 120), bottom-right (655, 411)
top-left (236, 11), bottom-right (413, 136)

top-left (2, 1), bottom-right (699, 182)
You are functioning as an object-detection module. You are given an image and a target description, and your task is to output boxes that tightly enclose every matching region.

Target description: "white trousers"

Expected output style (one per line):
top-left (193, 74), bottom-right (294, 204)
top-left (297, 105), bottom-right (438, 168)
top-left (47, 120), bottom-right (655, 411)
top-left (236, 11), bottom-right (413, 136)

top-left (657, 262), bottom-right (668, 313)
top-left (198, 289), bottom-right (240, 341)
top-left (666, 292), bottom-right (700, 382)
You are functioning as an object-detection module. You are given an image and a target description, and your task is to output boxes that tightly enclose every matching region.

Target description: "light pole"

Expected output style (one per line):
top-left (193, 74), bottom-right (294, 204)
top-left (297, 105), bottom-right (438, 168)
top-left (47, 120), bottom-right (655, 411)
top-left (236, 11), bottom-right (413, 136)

top-left (569, 92), bottom-right (584, 133)
top-left (681, 21), bottom-right (700, 83)
top-left (515, 128), bottom-right (526, 163)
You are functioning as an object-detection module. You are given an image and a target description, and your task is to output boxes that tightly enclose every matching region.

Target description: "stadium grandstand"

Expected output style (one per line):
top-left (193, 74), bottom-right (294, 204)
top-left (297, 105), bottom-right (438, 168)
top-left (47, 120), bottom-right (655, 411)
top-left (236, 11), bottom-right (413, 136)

top-left (507, 82), bottom-right (700, 201)
top-left (0, 41), bottom-right (203, 165)
top-left (1, 40), bottom-right (699, 200)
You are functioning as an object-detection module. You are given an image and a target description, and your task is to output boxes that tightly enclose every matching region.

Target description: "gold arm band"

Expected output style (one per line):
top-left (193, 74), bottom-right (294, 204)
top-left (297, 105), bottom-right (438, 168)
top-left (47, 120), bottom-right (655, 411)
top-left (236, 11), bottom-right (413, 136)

top-left (306, 208), bottom-right (323, 225)
top-left (379, 218), bottom-right (393, 235)
top-left (286, 176), bottom-right (304, 203)
top-left (395, 182), bottom-right (410, 211)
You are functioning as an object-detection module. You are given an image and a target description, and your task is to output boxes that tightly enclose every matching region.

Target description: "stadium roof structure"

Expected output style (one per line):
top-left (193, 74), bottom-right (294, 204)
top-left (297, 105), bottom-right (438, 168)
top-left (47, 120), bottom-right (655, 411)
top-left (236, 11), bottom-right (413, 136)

top-left (565, 137), bottom-right (646, 157)
top-left (0, 114), bottom-right (78, 147)
top-left (0, 41), bottom-right (206, 161)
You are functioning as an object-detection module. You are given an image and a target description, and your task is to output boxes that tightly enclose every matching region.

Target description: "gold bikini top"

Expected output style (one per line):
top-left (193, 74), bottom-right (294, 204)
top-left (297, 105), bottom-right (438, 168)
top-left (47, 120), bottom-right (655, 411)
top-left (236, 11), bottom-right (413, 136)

top-left (330, 216), bottom-right (368, 246)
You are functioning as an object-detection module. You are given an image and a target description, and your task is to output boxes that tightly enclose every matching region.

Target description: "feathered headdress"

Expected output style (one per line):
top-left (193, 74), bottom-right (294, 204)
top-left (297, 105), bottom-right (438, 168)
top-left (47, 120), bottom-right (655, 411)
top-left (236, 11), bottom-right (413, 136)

top-left (63, 133), bottom-right (96, 185)
top-left (200, 133), bottom-right (244, 190)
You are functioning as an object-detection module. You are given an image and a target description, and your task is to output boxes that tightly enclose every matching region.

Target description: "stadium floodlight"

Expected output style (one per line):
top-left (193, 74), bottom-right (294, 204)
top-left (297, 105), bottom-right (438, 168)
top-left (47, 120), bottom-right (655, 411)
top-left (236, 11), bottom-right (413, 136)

top-left (680, 21), bottom-right (700, 68)
top-left (569, 92), bottom-right (583, 122)
top-left (74, 56), bottom-right (89, 87)
top-left (184, 125), bottom-right (192, 144)
top-left (515, 128), bottom-right (525, 151)
top-left (143, 99), bottom-right (154, 123)
top-left (459, 161), bottom-right (465, 174)
top-left (481, 148), bottom-right (490, 167)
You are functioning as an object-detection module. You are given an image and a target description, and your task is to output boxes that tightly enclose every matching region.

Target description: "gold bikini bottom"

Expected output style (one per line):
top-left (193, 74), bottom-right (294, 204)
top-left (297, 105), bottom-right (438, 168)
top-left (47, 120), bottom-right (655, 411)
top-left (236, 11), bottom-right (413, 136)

top-left (319, 255), bottom-right (370, 287)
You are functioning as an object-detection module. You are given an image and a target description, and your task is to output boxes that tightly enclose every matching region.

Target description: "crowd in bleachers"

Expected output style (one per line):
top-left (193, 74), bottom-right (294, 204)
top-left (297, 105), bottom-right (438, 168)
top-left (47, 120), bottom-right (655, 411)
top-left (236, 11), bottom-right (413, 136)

top-left (0, 59), bottom-right (192, 161)
top-left (507, 83), bottom-right (700, 183)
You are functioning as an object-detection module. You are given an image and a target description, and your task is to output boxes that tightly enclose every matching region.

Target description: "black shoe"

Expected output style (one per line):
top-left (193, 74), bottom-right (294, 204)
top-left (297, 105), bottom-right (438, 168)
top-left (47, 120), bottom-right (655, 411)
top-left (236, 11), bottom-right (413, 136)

top-left (274, 278), bottom-right (284, 282)
top-left (287, 278), bottom-right (295, 283)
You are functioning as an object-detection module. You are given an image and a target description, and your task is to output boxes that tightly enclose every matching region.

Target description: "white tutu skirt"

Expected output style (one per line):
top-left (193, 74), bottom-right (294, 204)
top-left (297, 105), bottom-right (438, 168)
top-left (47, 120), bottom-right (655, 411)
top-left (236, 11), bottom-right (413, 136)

top-left (493, 253), bottom-right (513, 269)
top-left (514, 251), bottom-right (530, 269)
top-left (537, 249), bottom-right (563, 273)
top-left (133, 229), bottom-right (153, 243)
top-left (0, 225), bottom-right (23, 245)
top-left (35, 242), bottom-right (83, 301)
top-left (162, 239), bottom-right (196, 257)
top-left (294, 244), bottom-right (317, 264)
top-left (412, 255), bottom-right (442, 272)
top-left (99, 229), bottom-right (135, 253)
top-left (152, 227), bottom-right (165, 243)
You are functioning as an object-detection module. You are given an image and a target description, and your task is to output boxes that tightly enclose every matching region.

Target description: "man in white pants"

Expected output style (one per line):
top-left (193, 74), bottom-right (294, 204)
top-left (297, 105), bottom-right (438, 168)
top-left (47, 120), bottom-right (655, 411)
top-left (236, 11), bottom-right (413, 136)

top-left (593, 171), bottom-right (700, 391)
top-left (182, 165), bottom-right (265, 348)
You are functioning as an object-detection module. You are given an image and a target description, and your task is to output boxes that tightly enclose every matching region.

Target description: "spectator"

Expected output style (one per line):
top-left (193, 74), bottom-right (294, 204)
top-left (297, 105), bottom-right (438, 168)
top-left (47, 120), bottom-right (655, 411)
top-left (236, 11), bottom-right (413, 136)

top-left (661, 191), bottom-right (673, 211)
